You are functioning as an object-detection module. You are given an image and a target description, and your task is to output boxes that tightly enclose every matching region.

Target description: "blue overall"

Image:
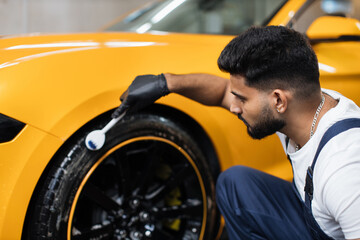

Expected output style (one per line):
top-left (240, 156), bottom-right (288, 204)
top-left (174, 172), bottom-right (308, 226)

top-left (216, 118), bottom-right (360, 239)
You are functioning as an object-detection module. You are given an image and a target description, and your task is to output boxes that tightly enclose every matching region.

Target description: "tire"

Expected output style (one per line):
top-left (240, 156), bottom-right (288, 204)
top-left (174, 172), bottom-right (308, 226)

top-left (25, 112), bottom-right (219, 240)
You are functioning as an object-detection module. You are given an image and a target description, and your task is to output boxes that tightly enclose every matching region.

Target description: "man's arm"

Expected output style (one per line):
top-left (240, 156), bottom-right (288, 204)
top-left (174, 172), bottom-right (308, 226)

top-left (165, 73), bottom-right (232, 110)
top-left (114, 73), bottom-right (233, 117)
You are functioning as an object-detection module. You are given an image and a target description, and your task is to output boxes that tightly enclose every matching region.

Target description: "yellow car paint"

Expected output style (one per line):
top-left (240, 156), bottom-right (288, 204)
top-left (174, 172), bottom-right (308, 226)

top-left (0, 1), bottom-right (360, 239)
top-left (0, 125), bottom-right (62, 239)
top-left (268, 0), bottom-right (307, 26)
top-left (307, 16), bottom-right (360, 39)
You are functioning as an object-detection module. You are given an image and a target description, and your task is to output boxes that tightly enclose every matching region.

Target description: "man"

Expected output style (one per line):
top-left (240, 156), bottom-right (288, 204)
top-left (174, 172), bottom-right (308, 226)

top-left (114, 26), bottom-right (360, 239)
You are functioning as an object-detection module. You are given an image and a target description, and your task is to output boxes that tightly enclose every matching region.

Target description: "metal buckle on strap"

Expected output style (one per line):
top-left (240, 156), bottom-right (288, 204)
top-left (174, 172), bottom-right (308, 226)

top-left (304, 166), bottom-right (314, 201)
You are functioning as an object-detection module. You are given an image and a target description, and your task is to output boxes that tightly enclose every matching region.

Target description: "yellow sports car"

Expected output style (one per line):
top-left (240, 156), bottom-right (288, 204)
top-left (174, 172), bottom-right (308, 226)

top-left (1, 0), bottom-right (359, 239)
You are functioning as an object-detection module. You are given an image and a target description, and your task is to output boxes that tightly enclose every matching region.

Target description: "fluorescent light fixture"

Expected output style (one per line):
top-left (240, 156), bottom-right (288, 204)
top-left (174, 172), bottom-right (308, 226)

top-left (151, 0), bottom-right (186, 23)
top-left (136, 23), bottom-right (153, 33)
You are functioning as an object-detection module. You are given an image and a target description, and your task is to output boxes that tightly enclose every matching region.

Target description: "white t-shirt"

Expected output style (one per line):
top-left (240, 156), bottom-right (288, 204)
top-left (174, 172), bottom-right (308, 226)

top-left (277, 89), bottom-right (360, 240)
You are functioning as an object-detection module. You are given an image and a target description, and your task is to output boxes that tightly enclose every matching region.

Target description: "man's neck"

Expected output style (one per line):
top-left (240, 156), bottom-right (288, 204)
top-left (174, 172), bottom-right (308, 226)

top-left (281, 93), bottom-right (338, 148)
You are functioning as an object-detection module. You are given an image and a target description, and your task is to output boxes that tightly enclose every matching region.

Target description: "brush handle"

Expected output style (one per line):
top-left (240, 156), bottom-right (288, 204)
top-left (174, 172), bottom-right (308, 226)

top-left (102, 110), bottom-right (127, 133)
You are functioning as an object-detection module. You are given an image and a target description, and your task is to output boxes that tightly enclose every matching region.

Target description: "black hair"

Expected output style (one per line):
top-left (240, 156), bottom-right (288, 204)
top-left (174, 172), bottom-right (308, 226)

top-left (218, 26), bottom-right (320, 99)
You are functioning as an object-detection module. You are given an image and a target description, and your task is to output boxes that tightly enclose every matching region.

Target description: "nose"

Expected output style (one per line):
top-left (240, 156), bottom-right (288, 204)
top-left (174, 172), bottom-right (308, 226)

top-left (230, 101), bottom-right (242, 115)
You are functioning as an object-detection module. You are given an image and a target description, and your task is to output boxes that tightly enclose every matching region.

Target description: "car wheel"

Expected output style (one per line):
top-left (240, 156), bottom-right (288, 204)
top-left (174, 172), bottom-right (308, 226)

top-left (25, 112), bottom-right (219, 240)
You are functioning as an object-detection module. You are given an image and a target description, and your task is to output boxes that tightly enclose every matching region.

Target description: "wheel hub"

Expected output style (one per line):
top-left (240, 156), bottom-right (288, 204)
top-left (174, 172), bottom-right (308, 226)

top-left (112, 196), bottom-right (154, 239)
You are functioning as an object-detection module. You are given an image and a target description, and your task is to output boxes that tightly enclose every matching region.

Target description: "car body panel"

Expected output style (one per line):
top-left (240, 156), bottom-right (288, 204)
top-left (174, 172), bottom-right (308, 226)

top-left (315, 41), bottom-right (360, 106)
top-left (268, 0), bottom-right (306, 26)
top-left (0, 125), bottom-right (62, 239)
top-left (0, 33), bottom-right (230, 137)
top-left (307, 16), bottom-right (360, 39)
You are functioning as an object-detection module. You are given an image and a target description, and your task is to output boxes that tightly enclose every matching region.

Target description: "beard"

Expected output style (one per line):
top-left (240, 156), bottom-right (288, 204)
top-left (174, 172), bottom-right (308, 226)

top-left (238, 105), bottom-right (286, 140)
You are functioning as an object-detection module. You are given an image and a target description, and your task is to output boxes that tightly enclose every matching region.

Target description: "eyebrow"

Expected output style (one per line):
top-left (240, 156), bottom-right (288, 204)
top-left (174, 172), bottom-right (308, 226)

top-left (231, 91), bottom-right (247, 101)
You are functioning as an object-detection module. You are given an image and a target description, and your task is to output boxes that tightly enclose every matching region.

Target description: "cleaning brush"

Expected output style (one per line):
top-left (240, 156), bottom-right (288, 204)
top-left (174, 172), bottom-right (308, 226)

top-left (85, 110), bottom-right (127, 151)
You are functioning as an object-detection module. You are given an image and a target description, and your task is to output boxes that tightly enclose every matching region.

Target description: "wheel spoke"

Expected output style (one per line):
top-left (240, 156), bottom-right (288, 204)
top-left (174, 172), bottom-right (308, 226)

top-left (133, 153), bottom-right (159, 196)
top-left (72, 223), bottom-right (114, 240)
top-left (153, 228), bottom-right (176, 240)
top-left (114, 151), bottom-right (132, 199)
top-left (152, 199), bottom-right (203, 219)
top-left (83, 182), bottom-right (121, 212)
top-left (145, 163), bottom-right (191, 202)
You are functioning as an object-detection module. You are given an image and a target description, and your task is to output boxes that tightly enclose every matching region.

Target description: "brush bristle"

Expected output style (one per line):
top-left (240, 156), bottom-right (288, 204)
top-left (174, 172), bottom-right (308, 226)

top-left (87, 140), bottom-right (97, 150)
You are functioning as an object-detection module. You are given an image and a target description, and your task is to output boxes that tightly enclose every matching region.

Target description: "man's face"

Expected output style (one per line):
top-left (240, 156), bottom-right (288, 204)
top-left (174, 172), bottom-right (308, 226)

top-left (229, 75), bottom-right (286, 139)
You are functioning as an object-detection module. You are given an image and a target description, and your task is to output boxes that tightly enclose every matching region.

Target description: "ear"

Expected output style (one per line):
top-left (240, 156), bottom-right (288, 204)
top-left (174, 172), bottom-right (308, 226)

top-left (272, 89), bottom-right (288, 113)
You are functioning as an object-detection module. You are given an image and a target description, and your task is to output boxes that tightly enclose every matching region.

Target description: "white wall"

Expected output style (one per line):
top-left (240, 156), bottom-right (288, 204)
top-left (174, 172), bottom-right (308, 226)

top-left (0, 0), bottom-right (149, 35)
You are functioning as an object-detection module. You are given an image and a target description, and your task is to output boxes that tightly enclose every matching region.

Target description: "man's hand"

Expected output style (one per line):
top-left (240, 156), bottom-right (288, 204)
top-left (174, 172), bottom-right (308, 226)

top-left (112, 74), bottom-right (170, 118)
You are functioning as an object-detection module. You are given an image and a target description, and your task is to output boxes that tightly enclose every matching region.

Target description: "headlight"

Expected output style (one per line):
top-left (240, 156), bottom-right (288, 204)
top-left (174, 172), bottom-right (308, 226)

top-left (0, 113), bottom-right (25, 143)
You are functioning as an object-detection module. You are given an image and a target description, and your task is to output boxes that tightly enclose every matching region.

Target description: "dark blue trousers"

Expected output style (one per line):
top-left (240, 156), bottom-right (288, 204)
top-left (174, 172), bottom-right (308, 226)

top-left (216, 166), bottom-right (314, 240)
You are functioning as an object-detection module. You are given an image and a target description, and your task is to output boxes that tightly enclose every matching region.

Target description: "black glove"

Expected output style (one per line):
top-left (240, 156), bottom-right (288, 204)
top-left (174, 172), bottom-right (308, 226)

top-left (112, 74), bottom-right (170, 118)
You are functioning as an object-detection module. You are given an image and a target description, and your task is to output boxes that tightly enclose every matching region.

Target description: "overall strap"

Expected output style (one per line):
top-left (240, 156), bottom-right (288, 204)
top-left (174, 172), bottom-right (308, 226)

top-left (285, 137), bottom-right (291, 162)
top-left (304, 118), bottom-right (360, 208)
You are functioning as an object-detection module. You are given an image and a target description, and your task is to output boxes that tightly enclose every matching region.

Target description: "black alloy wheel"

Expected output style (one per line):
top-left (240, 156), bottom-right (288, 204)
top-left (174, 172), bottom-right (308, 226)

top-left (25, 112), bottom-right (219, 240)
